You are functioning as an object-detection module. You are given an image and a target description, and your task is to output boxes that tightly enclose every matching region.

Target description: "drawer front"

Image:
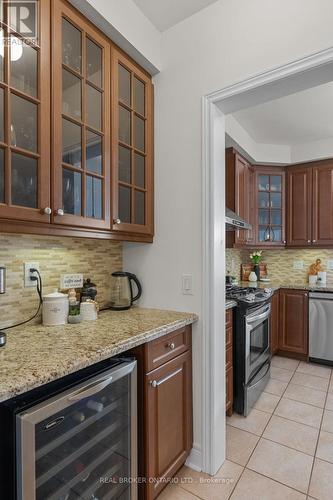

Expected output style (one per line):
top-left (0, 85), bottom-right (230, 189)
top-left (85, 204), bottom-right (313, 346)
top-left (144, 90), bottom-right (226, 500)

top-left (226, 326), bottom-right (233, 350)
top-left (226, 309), bottom-right (233, 329)
top-left (146, 326), bottom-right (191, 372)
top-left (226, 345), bottom-right (233, 371)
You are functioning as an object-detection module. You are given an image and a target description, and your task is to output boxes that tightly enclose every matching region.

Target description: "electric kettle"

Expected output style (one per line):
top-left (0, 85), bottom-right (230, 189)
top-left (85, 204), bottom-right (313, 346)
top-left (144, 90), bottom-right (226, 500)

top-left (110, 272), bottom-right (142, 310)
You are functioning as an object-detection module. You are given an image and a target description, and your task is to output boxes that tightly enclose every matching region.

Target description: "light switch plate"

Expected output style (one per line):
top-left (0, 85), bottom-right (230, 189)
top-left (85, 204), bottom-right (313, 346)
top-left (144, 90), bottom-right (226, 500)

top-left (293, 260), bottom-right (304, 270)
top-left (24, 262), bottom-right (40, 287)
top-left (182, 274), bottom-right (193, 295)
top-left (327, 260), bottom-right (333, 270)
top-left (60, 274), bottom-right (84, 289)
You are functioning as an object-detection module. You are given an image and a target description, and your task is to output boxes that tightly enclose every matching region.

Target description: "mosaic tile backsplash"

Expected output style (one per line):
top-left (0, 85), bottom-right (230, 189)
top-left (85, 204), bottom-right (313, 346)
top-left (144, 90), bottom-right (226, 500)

top-left (226, 248), bottom-right (333, 284)
top-left (0, 234), bottom-right (122, 328)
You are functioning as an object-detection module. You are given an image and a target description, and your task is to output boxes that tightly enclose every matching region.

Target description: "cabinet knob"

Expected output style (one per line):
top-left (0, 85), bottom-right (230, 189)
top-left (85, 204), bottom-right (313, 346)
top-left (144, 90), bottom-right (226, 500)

top-left (150, 380), bottom-right (157, 388)
top-left (312, 240), bottom-right (317, 243)
top-left (307, 240), bottom-right (311, 244)
top-left (167, 342), bottom-right (175, 350)
top-left (56, 208), bottom-right (64, 216)
top-left (113, 218), bottom-right (121, 225)
top-left (283, 240), bottom-right (286, 244)
top-left (43, 207), bottom-right (52, 215)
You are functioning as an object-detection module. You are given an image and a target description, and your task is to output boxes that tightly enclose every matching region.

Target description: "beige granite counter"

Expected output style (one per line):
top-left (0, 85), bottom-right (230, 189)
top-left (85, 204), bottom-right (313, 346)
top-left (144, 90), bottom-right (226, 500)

top-left (0, 308), bottom-right (198, 403)
top-left (240, 281), bottom-right (333, 292)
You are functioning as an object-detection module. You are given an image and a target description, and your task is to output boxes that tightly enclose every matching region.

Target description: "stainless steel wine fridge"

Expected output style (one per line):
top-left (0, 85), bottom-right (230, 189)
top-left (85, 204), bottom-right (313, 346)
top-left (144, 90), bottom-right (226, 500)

top-left (16, 360), bottom-right (137, 500)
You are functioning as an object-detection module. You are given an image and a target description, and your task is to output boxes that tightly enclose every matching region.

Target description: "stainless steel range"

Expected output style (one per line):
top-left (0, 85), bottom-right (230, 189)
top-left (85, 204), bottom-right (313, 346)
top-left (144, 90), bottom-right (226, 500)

top-left (226, 285), bottom-right (273, 416)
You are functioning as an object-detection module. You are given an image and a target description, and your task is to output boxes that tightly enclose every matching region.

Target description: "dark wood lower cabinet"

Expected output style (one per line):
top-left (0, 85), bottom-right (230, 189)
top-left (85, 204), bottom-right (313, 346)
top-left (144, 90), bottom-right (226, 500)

top-left (278, 289), bottom-right (309, 359)
top-left (131, 326), bottom-right (193, 500)
top-left (226, 309), bottom-right (233, 416)
top-left (270, 290), bottom-right (279, 356)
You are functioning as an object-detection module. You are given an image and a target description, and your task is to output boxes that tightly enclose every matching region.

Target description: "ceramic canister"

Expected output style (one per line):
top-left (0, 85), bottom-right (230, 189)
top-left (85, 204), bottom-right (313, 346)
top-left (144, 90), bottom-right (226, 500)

top-left (42, 291), bottom-right (69, 326)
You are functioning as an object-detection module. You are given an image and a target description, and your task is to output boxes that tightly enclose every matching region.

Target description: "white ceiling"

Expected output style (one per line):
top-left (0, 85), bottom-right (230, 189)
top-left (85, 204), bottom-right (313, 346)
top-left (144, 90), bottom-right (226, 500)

top-left (232, 81), bottom-right (333, 145)
top-left (132, 0), bottom-right (218, 32)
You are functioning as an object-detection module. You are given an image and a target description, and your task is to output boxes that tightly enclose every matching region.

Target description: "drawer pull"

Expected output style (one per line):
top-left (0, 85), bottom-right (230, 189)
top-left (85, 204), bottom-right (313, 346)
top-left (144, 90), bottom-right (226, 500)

top-left (150, 368), bottom-right (183, 388)
top-left (167, 342), bottom-right (175, 350)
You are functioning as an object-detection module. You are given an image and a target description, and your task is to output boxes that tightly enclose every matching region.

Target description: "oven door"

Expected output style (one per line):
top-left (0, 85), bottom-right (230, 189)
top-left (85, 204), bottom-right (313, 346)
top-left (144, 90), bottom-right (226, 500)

top-left (245, 303), bottom-right (271, 382)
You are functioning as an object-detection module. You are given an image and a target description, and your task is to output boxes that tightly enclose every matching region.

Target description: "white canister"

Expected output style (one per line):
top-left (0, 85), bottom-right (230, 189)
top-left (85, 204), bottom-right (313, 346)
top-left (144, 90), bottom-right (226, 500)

top-left (80, 301), bottom-right (98, 321)
top-left (317, 271), bottom-right (327, 285)
top-left (248, 271), bottom-right (258, 282)
top-left (42, 291), bottom-right (69, 326)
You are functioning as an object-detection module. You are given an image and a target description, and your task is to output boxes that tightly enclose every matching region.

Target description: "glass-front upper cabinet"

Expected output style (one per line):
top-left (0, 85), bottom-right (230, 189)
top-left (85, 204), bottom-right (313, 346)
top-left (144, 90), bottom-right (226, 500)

top-left (0, 0), bottom-right (51, 222)
top-left (255, 168), bottom-right (286, 246)
top-left (52, 0), bottom-right (110, 229)
top-left (112, 49), bottom-right (154, 237)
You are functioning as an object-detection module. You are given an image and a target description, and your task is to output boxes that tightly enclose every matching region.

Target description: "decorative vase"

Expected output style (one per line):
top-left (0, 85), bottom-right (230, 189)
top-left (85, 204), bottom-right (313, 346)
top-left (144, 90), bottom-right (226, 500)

top-left (254, 265), bottom-right (261, 281)
top-left (249, 271), bottom-right (257, 282)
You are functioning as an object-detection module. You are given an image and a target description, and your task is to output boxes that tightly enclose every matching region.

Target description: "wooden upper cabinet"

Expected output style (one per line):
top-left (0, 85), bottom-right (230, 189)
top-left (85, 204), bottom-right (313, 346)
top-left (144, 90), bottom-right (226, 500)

top-left (0, 0), bottom-right (50, 223)
top-left (278, 289), bottom-right (308, 357)
top-left (52, 0), bottom-right (111, 229)
top-left (312, 160), bottom-right (333, 246)
top-left (254, 167), bottom-right (286, 247)
top-left (287, 166), bottom-right (312, 247)
top-left (226, 148), bottom-right (252, 247)
top-left (111, 49), bottom-right (154, 236)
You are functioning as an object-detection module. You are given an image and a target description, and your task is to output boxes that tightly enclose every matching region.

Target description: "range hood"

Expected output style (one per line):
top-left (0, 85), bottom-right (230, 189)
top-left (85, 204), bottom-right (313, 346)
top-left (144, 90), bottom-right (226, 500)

top-left (226, 207), bottom-right (252, 231)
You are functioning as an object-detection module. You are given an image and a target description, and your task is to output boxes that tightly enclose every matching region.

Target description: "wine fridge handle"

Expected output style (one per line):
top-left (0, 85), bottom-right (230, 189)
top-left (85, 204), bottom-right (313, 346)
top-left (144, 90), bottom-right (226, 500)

top-left (68, 375), bottom-right (113, 401)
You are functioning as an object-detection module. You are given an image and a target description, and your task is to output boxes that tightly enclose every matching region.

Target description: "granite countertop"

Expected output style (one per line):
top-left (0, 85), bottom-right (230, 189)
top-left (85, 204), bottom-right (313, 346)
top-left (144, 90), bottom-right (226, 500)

top-left (0, 308), bottom-right (198, 403)
top-left (240, 281), bottom-right (333, 292)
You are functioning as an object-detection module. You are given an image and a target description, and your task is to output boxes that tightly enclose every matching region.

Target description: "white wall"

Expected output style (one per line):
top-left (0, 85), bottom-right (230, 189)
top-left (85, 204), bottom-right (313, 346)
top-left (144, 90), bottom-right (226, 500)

top-left (124, 0), bottom-right (333, 470)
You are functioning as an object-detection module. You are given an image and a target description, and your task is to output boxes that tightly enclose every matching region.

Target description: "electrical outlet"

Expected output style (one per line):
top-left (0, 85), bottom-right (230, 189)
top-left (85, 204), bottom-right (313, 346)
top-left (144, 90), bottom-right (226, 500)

top-left (182, 274), bottom-right (193, 295)
top-left (327, 260), bottom-right (333, 270)
top-left (293, 260), bottom-right (304, 270)
top-left (24, 262), bottom-right (40, 287)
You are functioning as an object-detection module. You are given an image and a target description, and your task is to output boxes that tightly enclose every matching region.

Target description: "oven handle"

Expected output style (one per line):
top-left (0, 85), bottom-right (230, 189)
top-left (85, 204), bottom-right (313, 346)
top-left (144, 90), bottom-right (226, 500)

top-left (248, 361), bottom-right (271, 389)
top-left (246, 304), bottom-right (271, 324)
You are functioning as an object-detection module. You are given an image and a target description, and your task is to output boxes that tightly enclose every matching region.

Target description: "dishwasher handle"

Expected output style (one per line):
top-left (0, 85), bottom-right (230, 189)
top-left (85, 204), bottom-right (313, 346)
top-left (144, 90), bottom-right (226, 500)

top-left (309, 292), bottom-right (333, 300)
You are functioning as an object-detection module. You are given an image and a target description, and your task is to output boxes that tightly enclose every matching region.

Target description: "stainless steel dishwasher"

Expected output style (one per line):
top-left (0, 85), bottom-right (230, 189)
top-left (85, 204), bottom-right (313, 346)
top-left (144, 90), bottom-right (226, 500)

top-left (309, 291), bottom-right (333, 364)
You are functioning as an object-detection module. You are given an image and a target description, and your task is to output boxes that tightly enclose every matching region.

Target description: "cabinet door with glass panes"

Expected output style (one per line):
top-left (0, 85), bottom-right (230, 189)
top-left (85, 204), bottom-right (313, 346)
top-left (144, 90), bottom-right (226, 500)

top-left (0, 0), bottom-right (50, 222)
top-left (255, 168), bottom-right (286, 246)
top-left (112, 49), bottom-right (153, 236)
top-left (52, 0), bottom-right (110, 229)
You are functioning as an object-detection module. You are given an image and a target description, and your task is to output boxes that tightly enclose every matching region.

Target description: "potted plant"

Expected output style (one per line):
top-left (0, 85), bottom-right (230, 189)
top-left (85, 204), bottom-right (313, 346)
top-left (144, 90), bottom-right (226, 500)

top-left (250, 251), bottom-right (263, 281)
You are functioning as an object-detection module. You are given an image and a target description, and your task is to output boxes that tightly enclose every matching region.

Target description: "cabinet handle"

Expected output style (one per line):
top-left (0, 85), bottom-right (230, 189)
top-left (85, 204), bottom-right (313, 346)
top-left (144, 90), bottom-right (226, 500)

top-left (113, 218), bottom-right (122, 225)
top-left (150, 368), bottom-right (183, 389)
top-left (56, 208), bottom-right (64, 216)
top-left (43, 207), bottom-right (52, 215)
top-left (167, 342), bottom-right (175, 350)
top-left (150, 380), bottom-right (157, 388)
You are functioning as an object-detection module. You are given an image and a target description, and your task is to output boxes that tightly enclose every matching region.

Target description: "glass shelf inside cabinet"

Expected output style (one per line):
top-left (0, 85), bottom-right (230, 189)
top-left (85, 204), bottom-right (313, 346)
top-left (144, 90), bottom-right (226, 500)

top-left (257, 173), bottom-right (283, 243)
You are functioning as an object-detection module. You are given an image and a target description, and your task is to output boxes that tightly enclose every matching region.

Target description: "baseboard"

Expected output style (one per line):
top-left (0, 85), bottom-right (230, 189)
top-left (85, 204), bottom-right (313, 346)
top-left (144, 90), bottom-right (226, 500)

top-left (185, 446), bottom-right (202, 472)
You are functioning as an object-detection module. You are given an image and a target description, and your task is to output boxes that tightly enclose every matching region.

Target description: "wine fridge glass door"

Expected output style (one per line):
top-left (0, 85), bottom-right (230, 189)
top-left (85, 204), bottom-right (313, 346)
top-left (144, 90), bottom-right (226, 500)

top-left (16, 361), bottom-right (137, 500)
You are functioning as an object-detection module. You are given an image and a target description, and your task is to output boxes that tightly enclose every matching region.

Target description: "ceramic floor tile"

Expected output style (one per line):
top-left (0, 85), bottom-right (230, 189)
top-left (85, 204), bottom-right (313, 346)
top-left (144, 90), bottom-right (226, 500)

top-left (264, 378), bottom-right (288, 397)
top-left (253, 392), bottom-right (280, 414)
top-left (325, 392), bottom-right (333, 411)
top-left (227, 409), bottom-right (271, 436)
top-left (308, 458), bottom-right (333, 500)
top-left (176, 461), bottom-right (243, 500)
top-left (226, 425), bottom-right (260, 466)
top-left (290, 372), bottom-right (329, 392)
top-left (271, 356), bottom-right (300, 371)
top-left (263, 415), bottom-right (319, 455)
top-left (321, 409), bottom-right (333, 433)
top-left (271, 366), bottom-right (294, 383)
top-left (274, 398), bottom-right (323, 428)
top-left (284, 383), bottom-right (326, 408)
top-left (316, 430), bottom-right (333, 463)
top-left (329, 378), bottom-right (333, 393)
top-left (296, 361), bottom-right (332, 379)
top-left (230, 468), bottom-right (306, 500)
top-left (247, 438), bottom-right (313, 493)
top-left (158, 483), bottom-right (199, 500)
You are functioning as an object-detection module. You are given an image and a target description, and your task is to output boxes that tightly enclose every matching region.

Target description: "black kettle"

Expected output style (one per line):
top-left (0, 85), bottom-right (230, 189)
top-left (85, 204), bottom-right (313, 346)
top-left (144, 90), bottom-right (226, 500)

top-left (110, 272), bottom-right (142, 310)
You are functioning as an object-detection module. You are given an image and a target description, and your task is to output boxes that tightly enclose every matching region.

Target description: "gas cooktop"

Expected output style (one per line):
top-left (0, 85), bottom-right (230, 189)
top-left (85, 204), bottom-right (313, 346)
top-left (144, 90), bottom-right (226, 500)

top-left (226, 284), bottom-right (273, 305)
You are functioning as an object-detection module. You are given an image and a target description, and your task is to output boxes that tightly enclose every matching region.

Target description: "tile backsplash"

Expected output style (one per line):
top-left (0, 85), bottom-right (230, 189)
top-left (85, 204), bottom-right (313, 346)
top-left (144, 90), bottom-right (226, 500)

top-left (0, 234), bottom-right (122, 328)
top-left (226, 247), bottom-right (333, 284)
